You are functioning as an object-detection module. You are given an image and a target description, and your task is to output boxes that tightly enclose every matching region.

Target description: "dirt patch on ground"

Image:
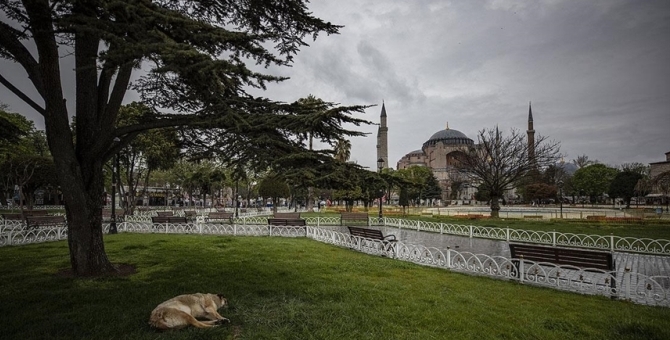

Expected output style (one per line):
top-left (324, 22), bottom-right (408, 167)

top-left (55, 263), bottom-right (136, 278)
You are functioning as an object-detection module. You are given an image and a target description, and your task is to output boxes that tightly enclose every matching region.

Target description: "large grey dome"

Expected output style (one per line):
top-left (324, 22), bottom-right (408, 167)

top-left (423, 128), bottom-right (474, 147)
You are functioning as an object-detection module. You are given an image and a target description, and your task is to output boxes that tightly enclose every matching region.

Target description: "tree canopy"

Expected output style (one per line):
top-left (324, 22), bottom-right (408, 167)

top-left (572, 164), bottom-right (619, 203)
top-left (0, 0), bottom-right (370, 276)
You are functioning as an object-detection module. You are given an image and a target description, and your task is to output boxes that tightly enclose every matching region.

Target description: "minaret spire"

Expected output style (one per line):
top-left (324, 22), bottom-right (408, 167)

top-left (376, 102), bottom-right (389, 169)
top-left (527, 101), bottom-right (535, 163)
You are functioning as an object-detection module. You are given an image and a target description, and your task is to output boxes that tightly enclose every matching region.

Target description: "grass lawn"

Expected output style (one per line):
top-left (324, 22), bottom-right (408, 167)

top-left (1, 234), bottom-right (669, 339)
top-left (403, 215), bottom-right (670, 240)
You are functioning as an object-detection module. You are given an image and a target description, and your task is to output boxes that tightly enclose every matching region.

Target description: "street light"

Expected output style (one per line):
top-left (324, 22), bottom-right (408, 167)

top-left (558, 180), bottom-right (564, 219)
top-left (377, 157), bottom-right (384, 219)
top-left (110, 137), bottom-right (121, 234)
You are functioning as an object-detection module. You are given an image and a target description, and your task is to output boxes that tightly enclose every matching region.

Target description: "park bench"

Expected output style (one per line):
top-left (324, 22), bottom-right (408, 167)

top-left (347, 226), bottom-right (397, 257)
top-left (151, 216), bottom-right (188, 224)
top-left (206, 212), bottom-right (233, 224)
top-left (509, 243), bottom-right (615, 289)
top-left (340, 212), bottom-right (369, 226)
top-left (184, 210), bottom-right (197, 221)
top-left (267, 218), bottom-right (306, 226)
top-left (25, 215), bottom-right (66, 229)
top-left (156, 211), bottom-right (174, 217)
top-left (1, 213), bottom-right (24, 221)
top-left (269, 213), bottom-right (305, 226)
top-left (347, 226), bottom-right (396, 242)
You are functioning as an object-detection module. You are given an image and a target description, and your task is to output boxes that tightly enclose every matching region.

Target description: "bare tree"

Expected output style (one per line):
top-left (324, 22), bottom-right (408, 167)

top-left (652, 171), bottom-right (670, 212)
top-left (572, 154), bottom-right (595, 169)
top-left (457, 127), bottom-right (561, 218)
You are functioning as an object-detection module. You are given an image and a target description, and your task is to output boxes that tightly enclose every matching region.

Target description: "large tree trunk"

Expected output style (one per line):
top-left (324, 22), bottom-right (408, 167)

top-left (57, 152), bottom-right (116, 276)
top-left (489, 196), bottom-right (501, 218)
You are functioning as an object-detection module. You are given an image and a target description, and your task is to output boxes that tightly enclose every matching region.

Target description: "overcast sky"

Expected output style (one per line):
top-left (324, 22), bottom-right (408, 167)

top-left (2, 0), bottom-right (669, 171)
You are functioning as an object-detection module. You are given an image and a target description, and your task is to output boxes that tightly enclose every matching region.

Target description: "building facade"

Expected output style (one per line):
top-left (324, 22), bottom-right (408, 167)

top-left (394, 103), bottom-right (535, 202)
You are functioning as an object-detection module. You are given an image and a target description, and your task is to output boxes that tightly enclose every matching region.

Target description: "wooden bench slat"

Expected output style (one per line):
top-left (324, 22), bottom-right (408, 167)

top-left (206, 212), bottom-right (233, 223)
top-left (25, 215), bottom-right (66, 229)
top-left (509, 243), bottom-right (613, 271)
top-left (151, 216), bottom-right (188, 224)
top-left (267, 218), bottom-right (306, 226)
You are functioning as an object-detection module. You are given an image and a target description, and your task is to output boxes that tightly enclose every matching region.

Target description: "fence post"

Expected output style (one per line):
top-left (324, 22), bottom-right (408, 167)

top-left (446, 247), bottom-right (451, 269)
top-left (416, 220), bottom-right (420, 231)
top-left (519, 256), bottom-right (525, 284)
top-left (317, 217), bottom-right (320, 227)
top-left (440, 224), bottom-right (443, 234)
top-left (469, 225), bottom-right (473, 238)
top-left (165, 223), bottom-right (169, 234)
top-left (610, 234), bottom-right (615, 252)
top-left (552, 230), bottom-right (556, 247)
top-left (506, 227), bottom-right (509, 242)
top-left (624, 267), bottom-right (631, 300)
top-left (234, 225), bottom-right (237, 236)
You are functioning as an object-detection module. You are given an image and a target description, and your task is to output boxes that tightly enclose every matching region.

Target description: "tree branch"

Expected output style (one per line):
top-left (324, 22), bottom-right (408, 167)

top-left (0, 72), bottom-right (45, 115)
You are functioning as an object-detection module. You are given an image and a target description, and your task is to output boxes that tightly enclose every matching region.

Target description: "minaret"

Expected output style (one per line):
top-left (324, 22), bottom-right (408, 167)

top-left (376, 102), bottom-right (389, 169)
top-left (527, 102), bottom-right (535, 162)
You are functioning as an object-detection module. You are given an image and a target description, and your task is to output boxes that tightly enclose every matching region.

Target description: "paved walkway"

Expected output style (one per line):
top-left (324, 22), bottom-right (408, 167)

top-left (328, 225), bottom-right (670, 280)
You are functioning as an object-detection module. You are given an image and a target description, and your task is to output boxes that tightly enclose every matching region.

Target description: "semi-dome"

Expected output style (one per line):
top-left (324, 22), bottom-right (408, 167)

top-left (423, 127), bottom-right (474, 147)
top-left (405, 149), bottom-right (424, 156)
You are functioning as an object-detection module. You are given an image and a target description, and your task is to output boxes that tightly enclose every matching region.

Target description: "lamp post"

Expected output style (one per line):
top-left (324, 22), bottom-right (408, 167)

top-left (110, 137), bottom-right (120, 234)
top-left (377, 157), bottom-right (384, 219)
top-left (558, 180), bottom-right (564, 219)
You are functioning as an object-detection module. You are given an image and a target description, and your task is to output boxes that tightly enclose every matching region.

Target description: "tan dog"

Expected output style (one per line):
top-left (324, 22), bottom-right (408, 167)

top-left (149, 293), bottom-right (229, 330)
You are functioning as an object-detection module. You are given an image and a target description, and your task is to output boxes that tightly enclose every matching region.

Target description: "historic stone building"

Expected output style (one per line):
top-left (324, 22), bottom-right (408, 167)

top-left (649, 151), bottom-right (670, 205)
top-left (394, 103), bottom-right (536, 202)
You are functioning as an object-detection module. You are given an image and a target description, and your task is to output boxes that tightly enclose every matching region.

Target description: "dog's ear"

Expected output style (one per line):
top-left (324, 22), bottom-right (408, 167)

top-left (217, 293), bottom-right (225, 300)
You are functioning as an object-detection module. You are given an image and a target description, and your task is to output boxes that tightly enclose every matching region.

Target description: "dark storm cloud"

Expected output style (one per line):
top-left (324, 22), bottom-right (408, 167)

top-left (1, 0), bottom-right (668, 169)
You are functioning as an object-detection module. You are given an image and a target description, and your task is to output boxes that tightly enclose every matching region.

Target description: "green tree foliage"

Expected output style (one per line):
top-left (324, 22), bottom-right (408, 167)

top-left (572, 164), bottom-right (619, 203)
top-left (474, 183), bottom-right (491, 202)
top-left (420, 173), bottom-right (442, 204)
top-left (608, 171), bottom-right (643, 208)
top-left (395, 166), bottom-right (436, 206)
top-left (524, 183), bottom-right (557, 203)
top-left (4, 155), bottom-right (57, 209)
top-left (115, 102), bottom-right (180, 212)
top-left (457, 127), bottom-right (561, 217)
top-left (0, 1), bottom-right (369, 275)
top-left (258, 175), bottom-right (290, 213)
top-left (0, 104), bottom-right (30, 145)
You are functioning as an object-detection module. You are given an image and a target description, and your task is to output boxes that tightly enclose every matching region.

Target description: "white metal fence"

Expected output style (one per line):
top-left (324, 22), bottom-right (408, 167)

top-left (0, 220), bottom-right (668, 307)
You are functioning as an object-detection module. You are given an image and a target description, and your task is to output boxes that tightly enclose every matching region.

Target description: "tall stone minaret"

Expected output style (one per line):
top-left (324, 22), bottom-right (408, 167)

top-left (527, 102), bottom-right (535, 162)
top-left (376, 102), bottom-right (389, 169)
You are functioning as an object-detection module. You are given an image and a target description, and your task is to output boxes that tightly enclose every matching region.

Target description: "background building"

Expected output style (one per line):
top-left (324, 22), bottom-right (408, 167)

top-left (394, 103), bottom-right (535, 203)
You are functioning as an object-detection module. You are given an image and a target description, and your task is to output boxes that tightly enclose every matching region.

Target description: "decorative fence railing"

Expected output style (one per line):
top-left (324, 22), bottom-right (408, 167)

top-left (2, 216), bottom-right (670, 256)
top-left (382, 217), bottom-right (670, 255)
top-left (0, 222), bottom-right (668, 307)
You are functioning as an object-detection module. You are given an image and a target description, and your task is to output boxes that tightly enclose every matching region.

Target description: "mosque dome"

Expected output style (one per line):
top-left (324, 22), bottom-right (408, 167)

top-left (423, 127), bottom-right (474, 147)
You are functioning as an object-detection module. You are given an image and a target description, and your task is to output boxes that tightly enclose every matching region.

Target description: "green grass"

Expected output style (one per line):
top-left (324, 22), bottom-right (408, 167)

top-left (413, 215), bottom-right (670, 240)
top-left (1, 234), bottom-right (669, 339)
